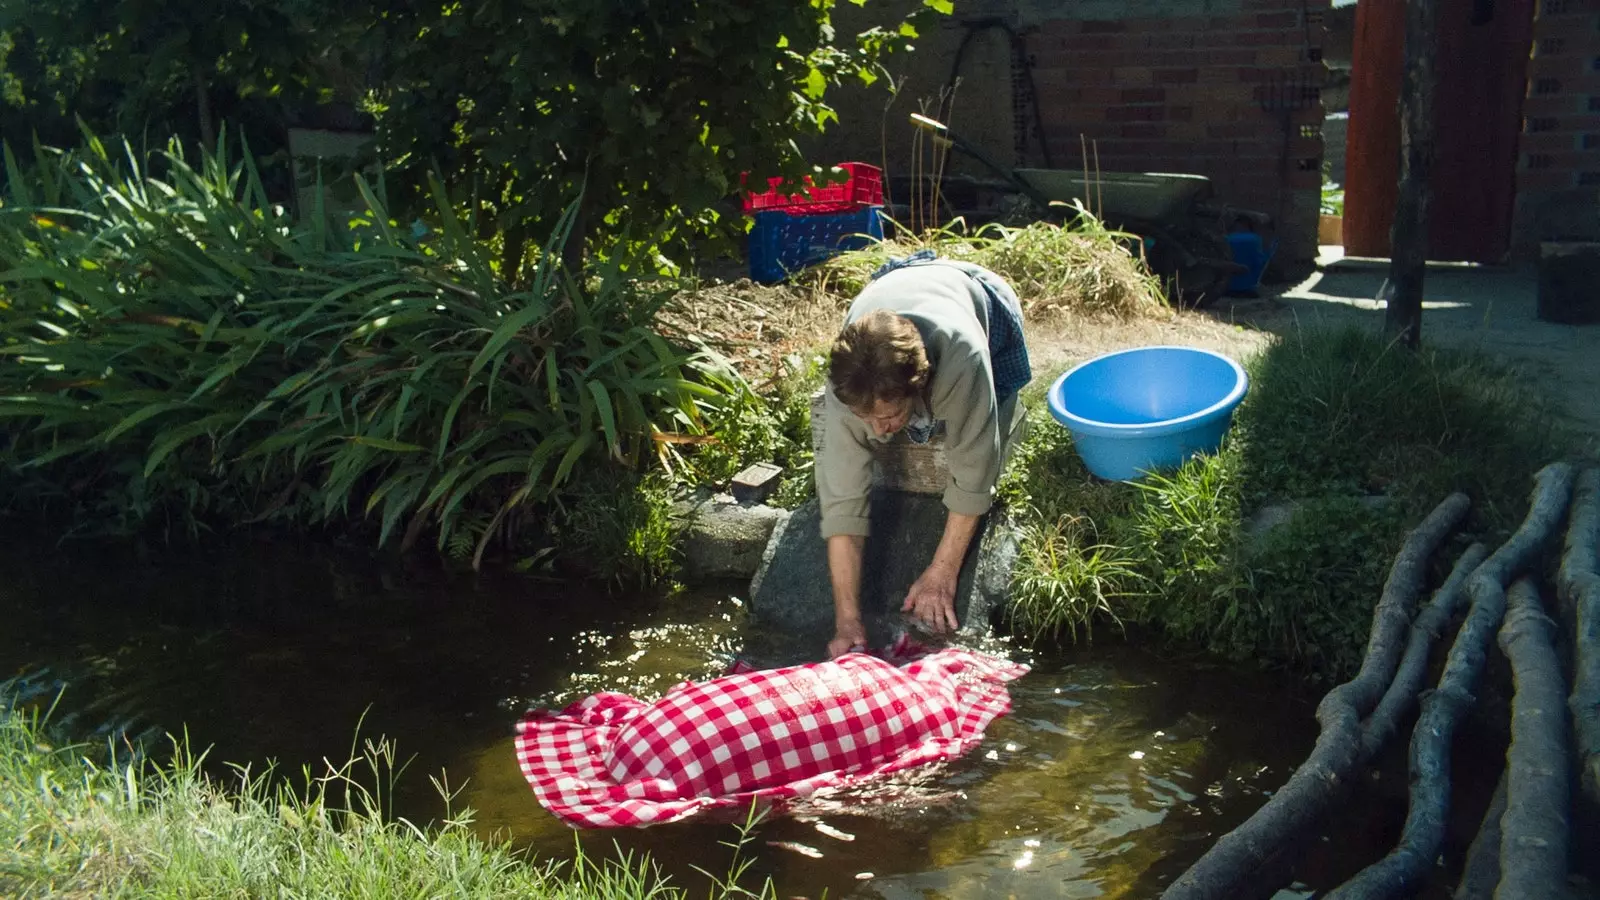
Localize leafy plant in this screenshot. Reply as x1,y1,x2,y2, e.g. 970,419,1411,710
1007,513,1141,643
1,0,359,153
363,0,948,275
546,469,684,589
0,130,744,567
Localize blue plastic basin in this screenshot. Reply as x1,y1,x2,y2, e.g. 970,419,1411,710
1047,346,1249,481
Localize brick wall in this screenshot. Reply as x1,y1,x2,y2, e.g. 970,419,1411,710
1513,0,1600,247
1026,0,1330,264
812,0,1332,265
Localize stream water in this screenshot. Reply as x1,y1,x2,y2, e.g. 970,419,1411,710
0,534,1485,899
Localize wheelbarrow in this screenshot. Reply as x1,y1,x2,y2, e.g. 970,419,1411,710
908,114,1258,309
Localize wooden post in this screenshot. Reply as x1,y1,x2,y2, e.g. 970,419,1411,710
1385,0,1436,349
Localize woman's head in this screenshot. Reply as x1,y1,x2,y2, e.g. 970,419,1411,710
829,310,930,437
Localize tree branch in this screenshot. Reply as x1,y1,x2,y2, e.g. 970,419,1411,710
1494,578,1570,900
1158,493,1471,900
1324,463,1575,899
1451,773,1506,900
1361,541,1491,761
1561,467,1600,805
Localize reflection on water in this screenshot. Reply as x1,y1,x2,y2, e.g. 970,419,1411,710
0,535,1356,898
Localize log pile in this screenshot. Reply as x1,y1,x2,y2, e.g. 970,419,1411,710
1162,463,1597,900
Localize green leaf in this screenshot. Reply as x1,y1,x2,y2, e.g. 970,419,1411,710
587,381,619,456
923,0,954,13
98,401,189,444
144,412,233,478
803,67,827,100
348,436,426,452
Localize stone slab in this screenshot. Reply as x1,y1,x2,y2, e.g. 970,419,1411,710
679,498,789,581
746,491,1017,659
1538,242,1600,326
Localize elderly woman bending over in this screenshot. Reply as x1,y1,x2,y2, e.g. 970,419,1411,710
815,251,1032,657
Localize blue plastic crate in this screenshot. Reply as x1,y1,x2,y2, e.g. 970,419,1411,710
749,206,884,284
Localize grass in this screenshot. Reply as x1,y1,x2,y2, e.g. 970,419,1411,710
812,215,1169,322
0,701,773,899
999,324,1578,680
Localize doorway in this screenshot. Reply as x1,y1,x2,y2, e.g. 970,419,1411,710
1344,0,1536,262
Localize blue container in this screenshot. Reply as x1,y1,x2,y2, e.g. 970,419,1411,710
749,206,884,284
1225,232,1278,293
1047,346,1249,481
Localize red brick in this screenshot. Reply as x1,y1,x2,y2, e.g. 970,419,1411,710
1237,29,1305,47
1203,49,1260,66
1256,46,1305,67
1121,123,1167,139
1106,105,1167,122
1082,20,1127,34
1060,34,1123,52
1121,87,1167,103
1156,67,1201,84
1208,122,1260,139
1167,122,1208,141
1236,67,1282,82
1169,105,1195,122
1525,150,1600,169
1516,170,1579,192
1526,56,1588,80
1113,66,1155,85
1078,86,1123,106
1521,132,1586,153
1149,32,1199,51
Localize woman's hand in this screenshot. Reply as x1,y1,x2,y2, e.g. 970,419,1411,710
902,560,960,634
828,617,868,658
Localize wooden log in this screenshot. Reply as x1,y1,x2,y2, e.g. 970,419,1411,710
1325,463,1575,900
1452,774,1507,900
1494,578,1570,900
1561,468,1600,804
1158,493,1471,900
1361,542,1491,761
1384,0,1437,349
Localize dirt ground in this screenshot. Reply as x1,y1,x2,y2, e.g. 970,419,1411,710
673,277,1274,391
676,255,1598,459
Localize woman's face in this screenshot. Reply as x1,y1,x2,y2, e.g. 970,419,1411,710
854,395,913,438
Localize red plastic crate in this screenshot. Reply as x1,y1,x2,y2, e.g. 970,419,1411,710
741,162,884,216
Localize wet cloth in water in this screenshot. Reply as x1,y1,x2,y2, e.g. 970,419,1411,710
514,646,1027,828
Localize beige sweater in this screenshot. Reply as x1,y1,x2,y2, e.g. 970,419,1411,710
816,263,1000,539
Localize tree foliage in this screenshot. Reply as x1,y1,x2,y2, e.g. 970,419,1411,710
0,0,355,150
361,0,938,276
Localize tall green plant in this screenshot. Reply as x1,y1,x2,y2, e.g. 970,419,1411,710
0,132,744,565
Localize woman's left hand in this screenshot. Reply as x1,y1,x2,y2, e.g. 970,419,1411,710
902,561,960,634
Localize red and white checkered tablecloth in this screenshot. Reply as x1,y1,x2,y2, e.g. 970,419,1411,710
514,647,1028,828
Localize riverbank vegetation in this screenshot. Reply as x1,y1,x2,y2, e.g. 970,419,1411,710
999,326,1576,680
0,702,772,898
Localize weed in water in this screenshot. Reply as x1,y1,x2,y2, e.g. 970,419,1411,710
1008,513,1141,643
545,468,684,589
